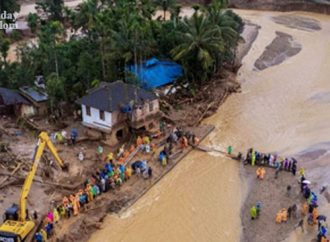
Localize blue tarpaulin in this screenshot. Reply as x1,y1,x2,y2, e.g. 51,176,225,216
127,58,183,89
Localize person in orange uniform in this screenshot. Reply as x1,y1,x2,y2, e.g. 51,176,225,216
63,196,69,207
312,207,319,225
125,166,132,180
302,202,308,216
136,136,143,146
123,150,130,159
181,136,188,149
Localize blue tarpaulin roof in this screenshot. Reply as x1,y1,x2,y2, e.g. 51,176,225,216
127,58,183,89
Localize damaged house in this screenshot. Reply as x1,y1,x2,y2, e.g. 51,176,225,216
76,81,161,145
0,87,34,117
19,86,48,116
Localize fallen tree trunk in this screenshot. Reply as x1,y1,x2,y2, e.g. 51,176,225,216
0,163,22,189
0,171,82,191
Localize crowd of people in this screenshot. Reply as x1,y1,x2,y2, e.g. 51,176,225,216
158,127,200,166
238,147,328,242
35,125,199,241
237,148,298,176
34,133,160,242
300,173,328,241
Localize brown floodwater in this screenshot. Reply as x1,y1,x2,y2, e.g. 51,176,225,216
89,10,330,242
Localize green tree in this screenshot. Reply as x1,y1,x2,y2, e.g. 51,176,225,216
204,1,243,65
72,0,99,33
38,21,65,77
46,72,66,113
171,13,224,83
0,35,10,65
36,0,64,21
0,0,20,18
26,13,39,34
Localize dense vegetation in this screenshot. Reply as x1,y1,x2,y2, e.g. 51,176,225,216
0,0,243,111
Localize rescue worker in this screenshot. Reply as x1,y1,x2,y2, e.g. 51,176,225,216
317,215,327,230
70,128,78,145
62,196,69,207
251,150,256,166
292,160,297,176
313,207,319,225
299,167,305,177
301,202,308,216
58,205,66,218
181,136,188,149
53,208,59,223
35,232,43,242
125,166,132,180
47,211,54,223
256,167,266,180
136,136,143,147
256,202,261,217
106,152,113,163
40,228,47,241
143,136,150,144
87,184,94,202
33,210,38,220
96,145,103,161
227,146,233,155
148,166,153,178
193,135,200,145
123,150,130,159
250,205,257,220
256,167,262,179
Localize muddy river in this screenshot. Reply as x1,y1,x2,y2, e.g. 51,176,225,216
90,9,330,242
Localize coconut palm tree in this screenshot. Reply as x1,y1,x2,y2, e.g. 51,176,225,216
204,4,243,67
171,13,225,83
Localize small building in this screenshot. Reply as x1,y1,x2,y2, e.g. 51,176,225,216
76,81,161,145
0,87,35,117
19,86,48,116
127,58,183,89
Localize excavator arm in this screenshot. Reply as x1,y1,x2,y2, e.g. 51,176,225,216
19,131,66,221
0,131,67,241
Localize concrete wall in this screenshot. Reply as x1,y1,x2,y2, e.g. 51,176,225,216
131,100,160,122
20,104,36,117
81,104,112,130
112,110,127,125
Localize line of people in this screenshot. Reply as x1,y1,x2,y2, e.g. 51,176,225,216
300,174,328,242
35,135,158,242
236,148,298,176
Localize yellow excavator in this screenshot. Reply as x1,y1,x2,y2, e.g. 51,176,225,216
0,131,67,242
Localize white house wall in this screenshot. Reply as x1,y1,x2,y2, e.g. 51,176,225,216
81,105,112,130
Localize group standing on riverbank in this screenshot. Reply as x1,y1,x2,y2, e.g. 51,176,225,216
234,147,328,242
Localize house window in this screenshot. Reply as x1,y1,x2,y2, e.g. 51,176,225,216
86,106,91,116
149,102,154,112
99,110,105,121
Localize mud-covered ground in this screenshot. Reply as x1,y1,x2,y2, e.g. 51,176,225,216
240,165,304,242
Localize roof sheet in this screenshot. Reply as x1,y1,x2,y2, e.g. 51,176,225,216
127,58,183,89
19,86,48,102
76,81,157,112
0,87,30,105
